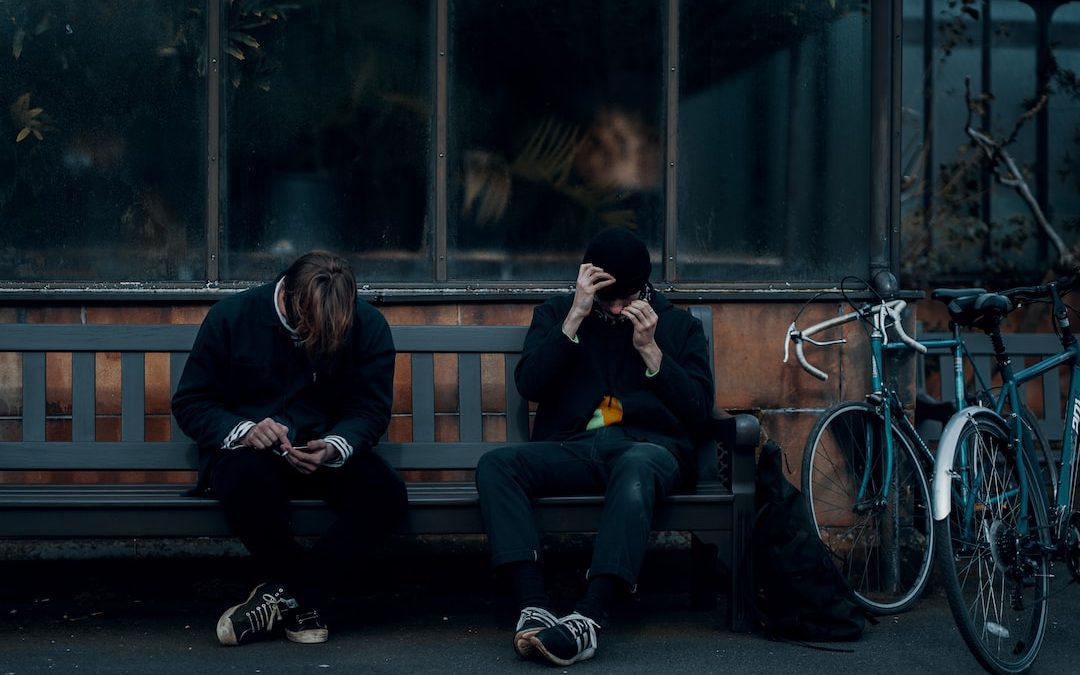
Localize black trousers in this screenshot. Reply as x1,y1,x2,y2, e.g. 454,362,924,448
209,447,407,609
474,426,682,587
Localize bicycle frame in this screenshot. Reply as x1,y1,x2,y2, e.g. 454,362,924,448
794,301,971,504
995,340,1080,538
933,298,1080,545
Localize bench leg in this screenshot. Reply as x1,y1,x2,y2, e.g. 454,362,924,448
690,531,723,611
729,495,754,632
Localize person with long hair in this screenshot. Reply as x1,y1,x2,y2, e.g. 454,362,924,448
172,251,405,646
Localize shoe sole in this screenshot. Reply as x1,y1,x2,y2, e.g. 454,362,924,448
530,638,595,667
216,607,240,646
285,627,329,644
216,598,250,646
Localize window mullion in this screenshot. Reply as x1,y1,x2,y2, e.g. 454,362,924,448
664,0,680,284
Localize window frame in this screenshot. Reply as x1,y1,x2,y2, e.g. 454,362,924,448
0,0,900,300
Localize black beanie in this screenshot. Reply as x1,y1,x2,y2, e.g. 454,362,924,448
582,228,651,300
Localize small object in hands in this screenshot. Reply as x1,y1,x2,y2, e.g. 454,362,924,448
292,444,309,452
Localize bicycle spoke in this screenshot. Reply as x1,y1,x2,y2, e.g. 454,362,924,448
935,412,1049,674
803,403,933,614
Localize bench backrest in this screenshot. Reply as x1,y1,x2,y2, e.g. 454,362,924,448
919,330,1065,443
0,307,714,473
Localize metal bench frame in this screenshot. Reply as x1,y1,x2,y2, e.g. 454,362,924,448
0,307,758,630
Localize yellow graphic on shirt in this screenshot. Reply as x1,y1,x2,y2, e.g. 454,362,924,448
586,395,623,430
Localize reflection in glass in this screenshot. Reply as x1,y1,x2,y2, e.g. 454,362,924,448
678,0,870,283
224,0,431,281
0,0,205,281
448,0,663,281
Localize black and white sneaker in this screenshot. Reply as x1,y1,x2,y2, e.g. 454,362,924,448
285,608,329,644
530,612,600,666
513,606,558,658
216,582,299,646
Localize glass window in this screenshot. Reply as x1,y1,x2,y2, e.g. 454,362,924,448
1,0,890,289
223,0,432,281
447,0,664,281
900,1,1079,286
677,0,870,283
1050,5,1080,261
0,0,205,281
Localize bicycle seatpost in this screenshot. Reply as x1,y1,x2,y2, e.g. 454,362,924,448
1050,283,1076,349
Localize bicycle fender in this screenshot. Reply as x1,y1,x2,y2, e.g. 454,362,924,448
932,406,1002,521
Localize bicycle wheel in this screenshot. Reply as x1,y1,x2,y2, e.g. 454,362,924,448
934,411,1049,675
802,401,934,615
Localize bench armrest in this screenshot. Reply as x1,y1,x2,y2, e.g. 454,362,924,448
695,412,759,484
711,413,760,455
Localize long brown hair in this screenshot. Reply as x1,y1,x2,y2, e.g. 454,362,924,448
281,251,357,357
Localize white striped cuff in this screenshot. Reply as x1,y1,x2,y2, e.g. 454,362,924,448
321,435,353,467
223,421,255,449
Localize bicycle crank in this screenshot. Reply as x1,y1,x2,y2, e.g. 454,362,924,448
1067,511,1080,583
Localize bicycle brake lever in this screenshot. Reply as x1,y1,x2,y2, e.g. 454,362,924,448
784,322,796,363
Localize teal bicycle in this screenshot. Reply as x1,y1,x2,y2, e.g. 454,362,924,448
932,269,1080,674
786,280,992,615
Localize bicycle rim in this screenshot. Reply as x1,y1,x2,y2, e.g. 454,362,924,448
934,413,1049,675
802,402,934,614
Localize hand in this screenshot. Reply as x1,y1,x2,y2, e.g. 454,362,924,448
242,417,290,451
564,263,616,337
281,439,339,474
623,300,662,372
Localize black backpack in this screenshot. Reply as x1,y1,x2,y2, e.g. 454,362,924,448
751,440,865,643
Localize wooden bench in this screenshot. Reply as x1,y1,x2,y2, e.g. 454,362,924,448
0,307,759,630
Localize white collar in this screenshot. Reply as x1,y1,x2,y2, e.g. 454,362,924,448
273,278,300,338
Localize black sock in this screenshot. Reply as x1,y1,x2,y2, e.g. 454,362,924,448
507,561,549,611
573,574,623,626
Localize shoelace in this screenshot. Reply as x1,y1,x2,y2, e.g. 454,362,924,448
245,593,285,632
559,613,600,650
293,610,322,627
517,607,556,630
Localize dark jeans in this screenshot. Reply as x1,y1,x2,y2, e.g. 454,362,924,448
474,426,682,586
209,447,407,609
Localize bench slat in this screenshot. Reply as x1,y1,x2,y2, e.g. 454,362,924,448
21,352,46,442
458,353,482,442
170,353,186,441
0,324,200,351
411,353,436,442
121,353,145,442
0,441,196,470
72,352,96,442
391,325,527,352
0,481,734,538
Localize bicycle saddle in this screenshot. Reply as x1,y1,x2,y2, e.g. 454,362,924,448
946,292,1014,331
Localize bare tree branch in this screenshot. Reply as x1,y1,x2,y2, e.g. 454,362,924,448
962,77,1074,270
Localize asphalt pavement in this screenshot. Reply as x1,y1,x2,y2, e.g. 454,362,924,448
3,545,1080,674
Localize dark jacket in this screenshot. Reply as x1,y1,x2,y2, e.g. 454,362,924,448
515,292,714,483
171,282,395,485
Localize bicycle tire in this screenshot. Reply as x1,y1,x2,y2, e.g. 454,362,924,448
802,401,934,615
934,410,1049,675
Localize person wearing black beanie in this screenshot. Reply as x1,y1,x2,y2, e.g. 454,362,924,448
475,228,715,666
